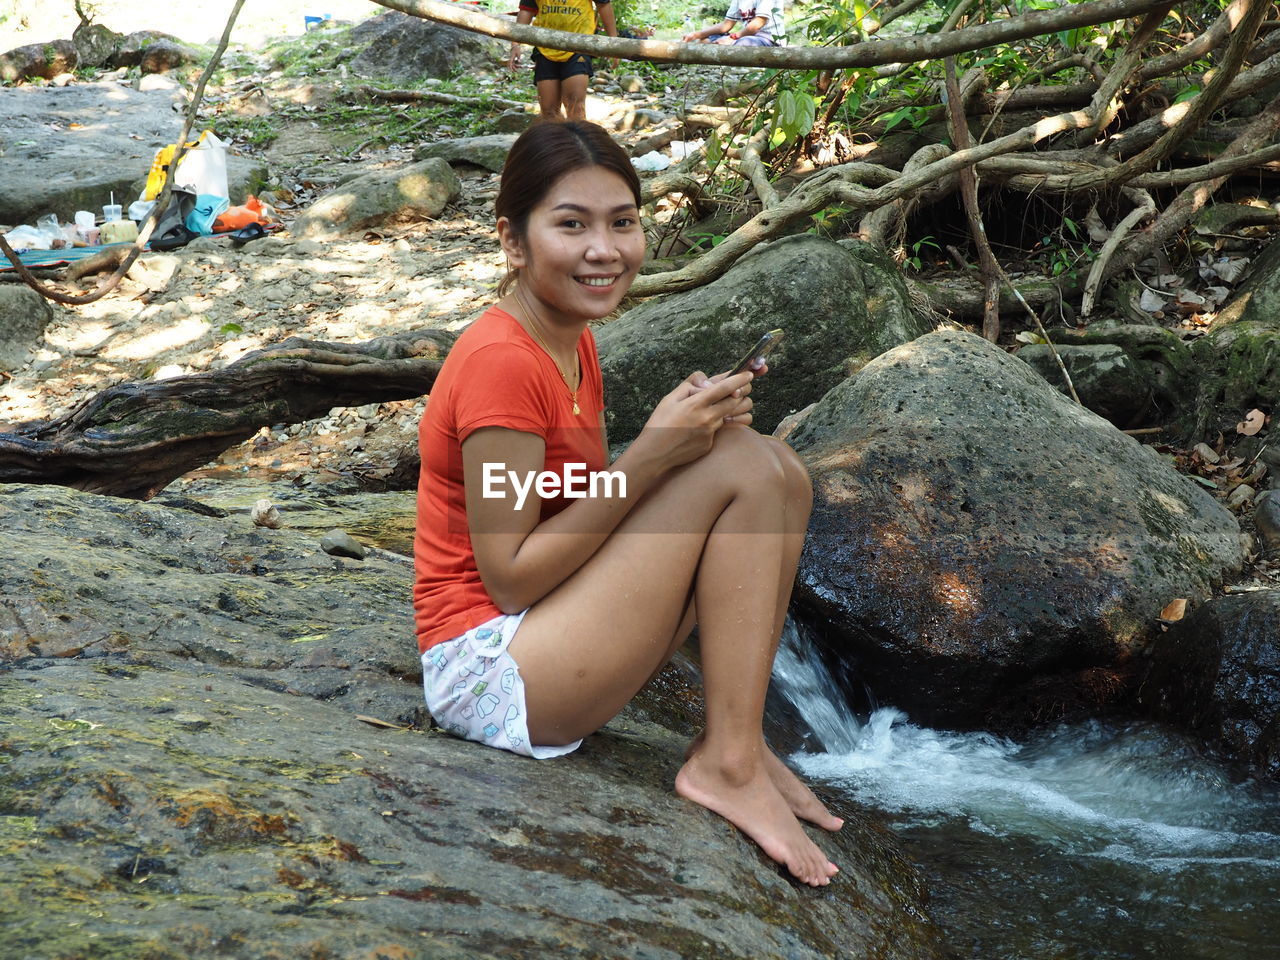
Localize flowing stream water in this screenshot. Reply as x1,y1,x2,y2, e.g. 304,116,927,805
771,620,1280,959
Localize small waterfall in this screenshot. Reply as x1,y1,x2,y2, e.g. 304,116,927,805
770,616,1280,959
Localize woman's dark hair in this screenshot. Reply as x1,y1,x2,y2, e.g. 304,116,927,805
495,121,643,295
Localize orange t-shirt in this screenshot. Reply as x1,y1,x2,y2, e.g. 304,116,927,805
413,306,607,653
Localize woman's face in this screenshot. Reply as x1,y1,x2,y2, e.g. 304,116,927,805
499,165,645,327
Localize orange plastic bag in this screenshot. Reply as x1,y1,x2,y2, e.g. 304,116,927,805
212,196,268,232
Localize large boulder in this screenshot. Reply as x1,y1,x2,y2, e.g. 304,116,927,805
106,30,188,68
0,483,944,960
0,38,77,82
138,39,201,75
787,329,1243,730
598,235,935,440
0,287,54,373
1141,590,1280,779
72,20,123,69
348,11,502,80
291,157,461,239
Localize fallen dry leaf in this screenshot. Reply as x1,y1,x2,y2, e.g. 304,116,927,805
1237,409,1266,436
1159,598,1188,622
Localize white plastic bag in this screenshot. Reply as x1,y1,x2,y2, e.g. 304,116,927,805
3,225,51,251
173,131,229,200
631,150,671,172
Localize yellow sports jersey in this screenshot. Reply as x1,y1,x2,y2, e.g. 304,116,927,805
520,0,597,61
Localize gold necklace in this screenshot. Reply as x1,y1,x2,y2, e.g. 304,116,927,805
514,288,582,416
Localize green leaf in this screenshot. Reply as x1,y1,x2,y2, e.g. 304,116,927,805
705,128,723,168
220,322,244,335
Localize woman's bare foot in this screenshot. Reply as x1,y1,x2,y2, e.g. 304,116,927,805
685,731,843,832
762,747,844,832
675,748,838,887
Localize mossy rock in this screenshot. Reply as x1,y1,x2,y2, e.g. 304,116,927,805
1188,320,1280,438
598,235,934,442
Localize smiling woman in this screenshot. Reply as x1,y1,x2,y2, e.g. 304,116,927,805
413,120,843,887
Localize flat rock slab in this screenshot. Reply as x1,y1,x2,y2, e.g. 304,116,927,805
413,134,517,172
0,82,265,225
0,483,945,959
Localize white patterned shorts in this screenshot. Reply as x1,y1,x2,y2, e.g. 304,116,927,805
421,611,582,760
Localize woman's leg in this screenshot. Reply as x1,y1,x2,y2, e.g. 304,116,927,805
679,435,842,832
510,426,837,885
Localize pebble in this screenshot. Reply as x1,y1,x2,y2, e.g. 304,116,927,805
1227,484,1256,509
251,499,283,529
320,529,367,560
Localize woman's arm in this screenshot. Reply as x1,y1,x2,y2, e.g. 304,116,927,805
737,15,769,37
465,371,754,613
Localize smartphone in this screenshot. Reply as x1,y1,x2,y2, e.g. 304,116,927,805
729,328,784,376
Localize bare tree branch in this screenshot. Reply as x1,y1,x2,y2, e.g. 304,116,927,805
369,0,1173,70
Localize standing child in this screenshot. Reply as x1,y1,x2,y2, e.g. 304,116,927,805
509,0,620,121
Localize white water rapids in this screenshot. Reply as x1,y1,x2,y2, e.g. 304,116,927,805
770,619,1280,959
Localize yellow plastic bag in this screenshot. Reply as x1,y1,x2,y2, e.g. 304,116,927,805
142,130,229,201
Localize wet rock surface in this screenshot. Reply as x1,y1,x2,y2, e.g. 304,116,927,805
788,329,1243,730
0,484,944,959
598,235,934,441
1142,589,1280,779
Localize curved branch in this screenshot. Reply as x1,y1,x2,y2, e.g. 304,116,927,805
737,130,779,209
355,83,528,111
630,108,1094,298
1138,0,1250,79
1081,187,1156,317
1100,92,1280,286
1083,3,1174,140
369,0,1172,70
1107,29,1280,158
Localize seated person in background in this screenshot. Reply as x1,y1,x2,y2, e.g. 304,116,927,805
509,0,620,121
682,0,784,46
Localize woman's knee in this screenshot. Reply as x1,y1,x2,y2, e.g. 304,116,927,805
704,425,789,492
759,435,814,509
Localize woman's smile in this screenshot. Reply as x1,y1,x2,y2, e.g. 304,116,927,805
501,165,646,327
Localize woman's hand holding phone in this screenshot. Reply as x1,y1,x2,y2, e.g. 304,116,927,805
636,369,754,472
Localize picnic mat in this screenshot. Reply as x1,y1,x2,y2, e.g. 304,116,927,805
0,243,148,272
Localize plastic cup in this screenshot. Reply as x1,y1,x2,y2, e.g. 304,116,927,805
103,203,123,222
